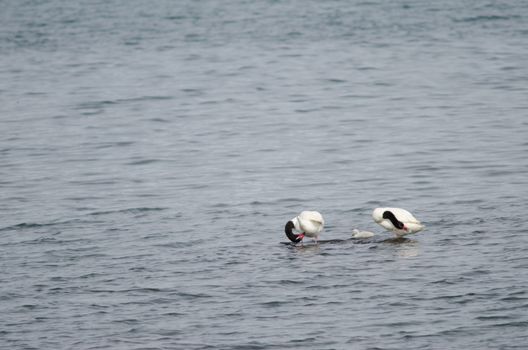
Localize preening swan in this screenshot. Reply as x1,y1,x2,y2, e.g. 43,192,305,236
372,208,424,237
285,211,324,243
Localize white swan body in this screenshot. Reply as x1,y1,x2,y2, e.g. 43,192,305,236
352,229,375,239
285,211,324,243
372,208,424,237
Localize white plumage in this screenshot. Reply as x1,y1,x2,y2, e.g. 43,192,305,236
352,229,375,239
289,211,324,242
372,207,424,237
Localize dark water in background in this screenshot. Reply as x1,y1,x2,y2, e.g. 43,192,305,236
1,1,528,349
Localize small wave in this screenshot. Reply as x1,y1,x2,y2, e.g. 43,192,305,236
112,318,140,325
289,337,317,343
149,117,170,123
161,312,185,317
94,141,135,149
0,219,85,232
76,100,116,110
164,15,186,21
1,222,45,230
324,78,347,83
76,96,173,110
500,296,528,302
454,15,521,23
88,207,167,216
258,300,289,307
494,321,528,328
277,279,305,285
126,159,161,165
475,315,514,321
174,292,212,299
228,343,268,350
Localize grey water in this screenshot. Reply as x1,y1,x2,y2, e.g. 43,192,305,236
1,0,528,349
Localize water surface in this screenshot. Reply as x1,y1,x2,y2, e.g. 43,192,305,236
1,1,528,349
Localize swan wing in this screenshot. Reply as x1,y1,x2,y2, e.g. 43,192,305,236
298,211,324,224
297,211,324,236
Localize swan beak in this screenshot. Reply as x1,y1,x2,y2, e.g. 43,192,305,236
297,233,305,241
403,225,408,231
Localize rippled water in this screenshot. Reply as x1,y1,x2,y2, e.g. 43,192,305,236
1,1,528,349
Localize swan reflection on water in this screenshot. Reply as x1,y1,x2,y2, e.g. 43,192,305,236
384,237,420,258
281,235,420,258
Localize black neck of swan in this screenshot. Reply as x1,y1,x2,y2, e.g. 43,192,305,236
382,211,404,229
285,221,302,243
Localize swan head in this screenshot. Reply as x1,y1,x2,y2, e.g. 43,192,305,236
285,220,304,243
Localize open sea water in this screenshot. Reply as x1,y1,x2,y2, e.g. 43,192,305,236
1,1,528,349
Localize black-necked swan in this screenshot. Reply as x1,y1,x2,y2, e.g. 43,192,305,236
372,207,424,237
284,211,324,243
